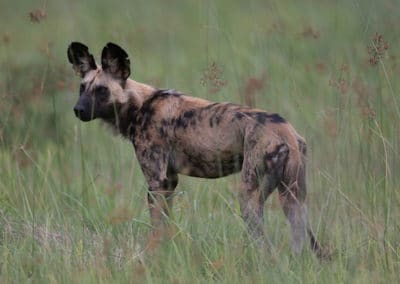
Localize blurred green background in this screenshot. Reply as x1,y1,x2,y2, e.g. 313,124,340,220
0,0,399,282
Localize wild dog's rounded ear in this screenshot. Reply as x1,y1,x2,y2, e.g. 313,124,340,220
67,42,97,78
101,42,131,81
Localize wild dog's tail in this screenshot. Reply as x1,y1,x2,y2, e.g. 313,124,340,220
278,134,330,260
307,226,330,260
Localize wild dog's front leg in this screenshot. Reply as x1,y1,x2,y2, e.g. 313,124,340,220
147,172,178,229
134,143,178,247
144,172,178,250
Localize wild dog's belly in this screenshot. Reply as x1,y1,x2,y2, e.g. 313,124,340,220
172,149,244,178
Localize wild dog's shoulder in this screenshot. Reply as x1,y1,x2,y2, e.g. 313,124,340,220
142,89,182,107
138,89,183,119
152,88,182,99
136,89,196,129
139,89,211,115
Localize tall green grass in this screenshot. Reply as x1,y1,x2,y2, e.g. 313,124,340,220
0,0,399,282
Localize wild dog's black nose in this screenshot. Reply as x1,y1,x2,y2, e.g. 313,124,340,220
73,105,92,121
74,104,95,121
74,105,84,118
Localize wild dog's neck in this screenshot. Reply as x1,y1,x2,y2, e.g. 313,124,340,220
124,79,156,108
104,79,156,138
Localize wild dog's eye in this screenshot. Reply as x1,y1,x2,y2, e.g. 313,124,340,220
94,86,109,101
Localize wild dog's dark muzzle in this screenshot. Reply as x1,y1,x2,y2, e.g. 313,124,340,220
73,105,92,121
73,95,95,121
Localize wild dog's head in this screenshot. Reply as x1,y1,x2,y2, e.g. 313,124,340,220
67,42,131,122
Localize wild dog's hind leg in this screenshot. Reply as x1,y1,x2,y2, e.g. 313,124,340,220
238,136,265,244
239,139,289,245
278,139,310,255
278,183,308,254
238,176,265,244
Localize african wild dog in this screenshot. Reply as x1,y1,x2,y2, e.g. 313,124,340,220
67,42,328,258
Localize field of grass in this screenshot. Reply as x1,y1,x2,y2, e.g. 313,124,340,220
1,0,399,282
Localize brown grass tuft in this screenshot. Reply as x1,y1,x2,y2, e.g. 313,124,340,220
2,33,10,45
200,61,227,94
352,77,376,119
323,108,339,139
300,26,320,39
329,78,348,96
243,72,267,107
29,8,47,23
367,32,389,66
109,205,133,225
